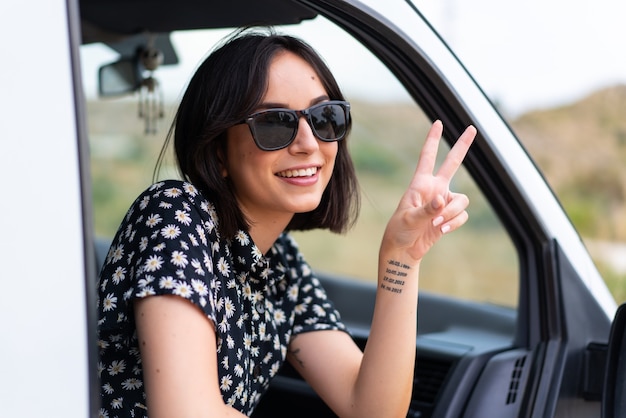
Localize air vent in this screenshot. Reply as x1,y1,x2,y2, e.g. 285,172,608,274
412,357,453,405
506,355,527,405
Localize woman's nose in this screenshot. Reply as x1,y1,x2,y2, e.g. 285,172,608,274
289,117,319,154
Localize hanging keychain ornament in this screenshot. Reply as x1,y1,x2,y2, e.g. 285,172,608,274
138,46,164,134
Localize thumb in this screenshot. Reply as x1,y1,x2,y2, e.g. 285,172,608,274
426,194,446,215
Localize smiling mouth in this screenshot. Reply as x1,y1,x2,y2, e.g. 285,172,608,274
276,167,319,178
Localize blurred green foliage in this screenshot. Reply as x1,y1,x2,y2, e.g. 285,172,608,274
89,87,626,303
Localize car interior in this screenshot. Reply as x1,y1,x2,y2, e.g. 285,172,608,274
81,1,617,417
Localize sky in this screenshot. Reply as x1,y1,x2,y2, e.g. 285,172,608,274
415,0,626,115
81,0,626,117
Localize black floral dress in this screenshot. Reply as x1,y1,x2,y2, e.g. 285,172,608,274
97,180,347,418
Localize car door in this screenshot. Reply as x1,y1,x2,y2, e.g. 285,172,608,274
0,0,98,417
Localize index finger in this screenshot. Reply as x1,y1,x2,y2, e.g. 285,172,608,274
435,125,476,181
415,120,444,175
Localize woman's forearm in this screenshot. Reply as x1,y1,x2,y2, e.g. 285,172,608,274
349,249,421,418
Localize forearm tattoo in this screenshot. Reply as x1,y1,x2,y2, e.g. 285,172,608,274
381,259,410,294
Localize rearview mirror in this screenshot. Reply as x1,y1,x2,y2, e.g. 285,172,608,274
602,303,626,417
98,58,141,97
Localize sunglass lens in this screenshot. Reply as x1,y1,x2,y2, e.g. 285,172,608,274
252,111,297,150
310,103,347,141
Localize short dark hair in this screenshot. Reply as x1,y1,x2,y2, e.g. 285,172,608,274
157,28,360,239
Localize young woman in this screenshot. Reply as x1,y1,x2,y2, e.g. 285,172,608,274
97,28,476,418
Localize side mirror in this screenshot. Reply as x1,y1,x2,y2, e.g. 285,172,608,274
602,303,626,418
98,58,141,97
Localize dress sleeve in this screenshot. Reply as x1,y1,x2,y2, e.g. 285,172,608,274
284,235,349,336
98,181,219,331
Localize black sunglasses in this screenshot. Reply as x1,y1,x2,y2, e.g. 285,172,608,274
239,100,350,151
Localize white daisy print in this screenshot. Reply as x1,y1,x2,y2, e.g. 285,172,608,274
163,187,182,198
273,309,286,325
203,251,213,274
174,209,192,226
158,276,175,289
235,381,245,397
200,200,213,214
242,283,252,300
260,267,273,280
145,213,162,228
144,255,164,272
287,284,298,302
217,257,230,276
196,224,207,245
121,378,142,390
137,274,155,288
234,363,244,377
170,250,188,268
243,334,254,352
124,224,133,238
102,293,118,312
107,360,126,376
138,236,148,252
183,182,198,196
235,230,250,246
111,266,126,285
123,288,133,301
109,245,124,264
160,224,181,239
224,297,236,318
218,316,230,333
191,259,205,276
136,287,155,298
251,246,262,262
139,195,150,210
220,374,233,391
148,181,164,191
191,279,209,296
270,361,281,377
173,281,193,298
236,314,246,329
312,304,326,317
226,334,235,349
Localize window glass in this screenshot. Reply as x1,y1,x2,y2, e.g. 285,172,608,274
82,15,518,308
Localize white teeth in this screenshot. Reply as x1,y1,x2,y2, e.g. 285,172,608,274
278,167,318,178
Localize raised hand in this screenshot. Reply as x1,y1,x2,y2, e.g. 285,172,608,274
381,120,476,262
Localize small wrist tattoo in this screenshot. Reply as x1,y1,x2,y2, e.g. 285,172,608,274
381,259,410,294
